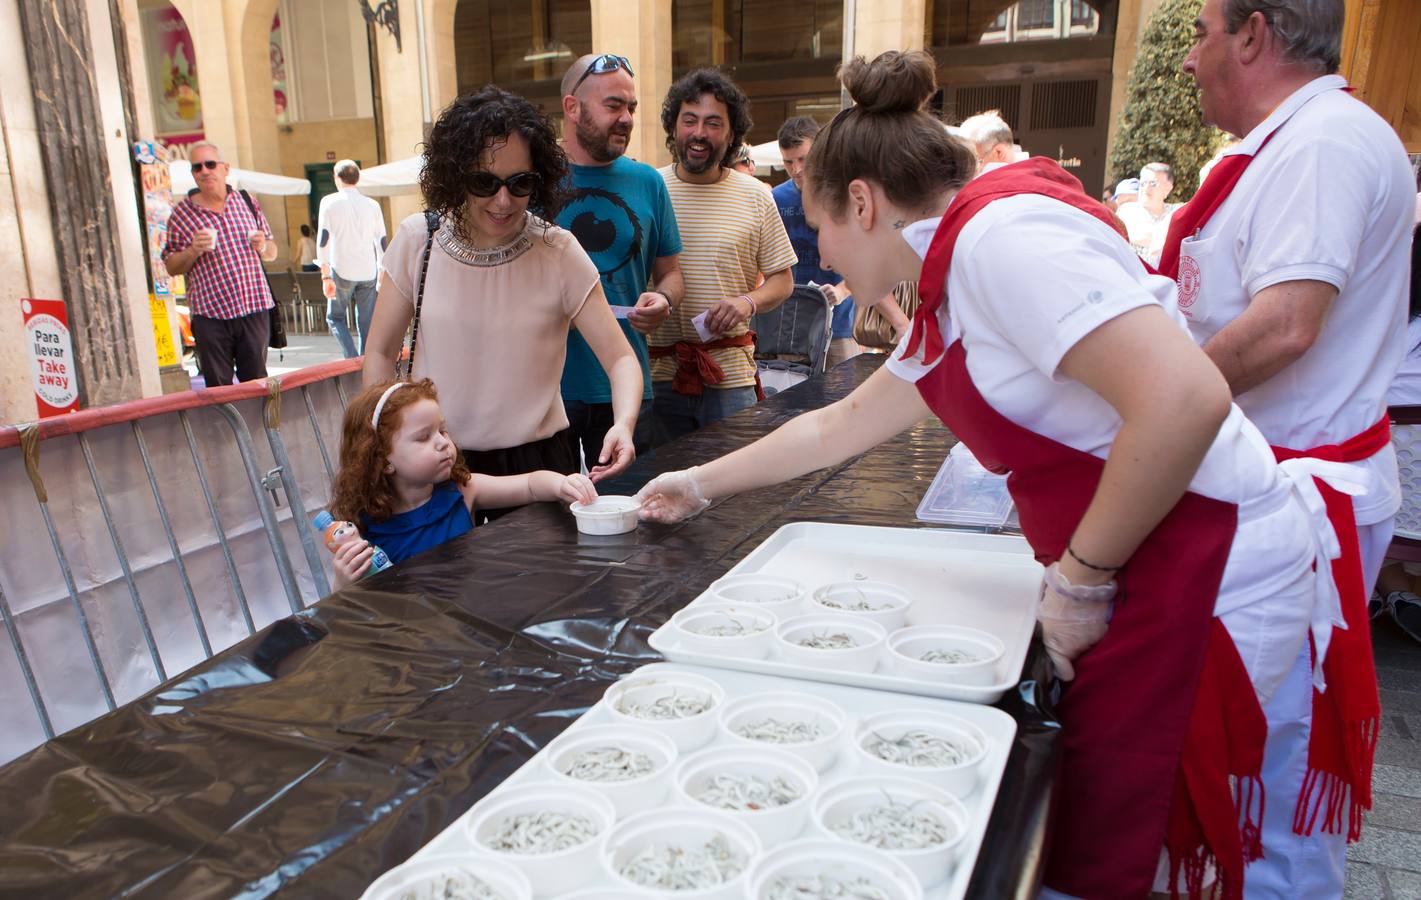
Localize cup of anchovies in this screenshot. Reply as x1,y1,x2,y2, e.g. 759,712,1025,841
601,808,763,900
464,783,616,897
773,614,887,673
359,853,533,900
717,691,848,773
809,581,914,631
673,745,819,845
672,603,777,660
706,573,807,620
886,625,1005,686
604,671,727,751
852,710,989,798
544,723,679,817
812,774,970,888
746,838,924,900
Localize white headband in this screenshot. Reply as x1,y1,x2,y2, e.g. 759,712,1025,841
370,383,409,430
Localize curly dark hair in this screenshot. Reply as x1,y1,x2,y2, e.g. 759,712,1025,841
330,379,471,526
419,85,568,233
660,68,753,171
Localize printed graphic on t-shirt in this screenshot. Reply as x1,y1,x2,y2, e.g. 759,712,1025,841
563,187,643,280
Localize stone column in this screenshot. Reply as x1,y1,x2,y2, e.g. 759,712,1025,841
374,0,429,224
14,0,155,408
1103,0,1164,177
590,0,673,168
853,0,927,58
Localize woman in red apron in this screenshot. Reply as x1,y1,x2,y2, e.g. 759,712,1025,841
636,51,1362,899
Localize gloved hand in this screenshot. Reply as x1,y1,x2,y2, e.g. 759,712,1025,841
635,467,711,523
1039,561,1116,682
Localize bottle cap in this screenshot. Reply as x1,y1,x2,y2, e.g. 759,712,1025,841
312,510,334,530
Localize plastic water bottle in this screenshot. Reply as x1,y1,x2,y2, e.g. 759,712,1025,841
312,510,393,576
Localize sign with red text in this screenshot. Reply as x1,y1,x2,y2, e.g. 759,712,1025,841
21,299,79,417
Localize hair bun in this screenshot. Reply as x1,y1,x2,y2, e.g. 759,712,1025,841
840,50,937,114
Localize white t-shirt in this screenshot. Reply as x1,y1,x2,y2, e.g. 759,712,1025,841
317,185,388,282
1387,317,1421,406
1116,201,1177,267
888,195,1313,612
1176,75,1412,525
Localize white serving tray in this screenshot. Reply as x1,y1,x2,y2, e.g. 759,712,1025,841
390,663,1017,900
648,523,1043,704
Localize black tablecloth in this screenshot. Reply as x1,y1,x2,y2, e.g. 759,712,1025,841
0,355,1059,899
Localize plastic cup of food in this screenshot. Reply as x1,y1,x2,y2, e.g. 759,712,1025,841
746,838,924,900
603,670,726,752
601,807,762,900
705,573,806,619
196,227,217,247
360,853,532,900
717,690,848,773
544,723,678,818
812,774,969,888
809,581,914,631
672,745,819,845
852,710,989,798
569,496,640,535
670,603,776,659
464,783,615,897
773,614,886,674
886,625,1006,686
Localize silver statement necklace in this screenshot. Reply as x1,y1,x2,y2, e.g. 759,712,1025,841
437,213,537,267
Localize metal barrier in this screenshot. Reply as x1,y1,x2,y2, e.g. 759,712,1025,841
0,359,361,763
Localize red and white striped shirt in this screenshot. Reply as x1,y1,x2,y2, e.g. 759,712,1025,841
163,190,274,320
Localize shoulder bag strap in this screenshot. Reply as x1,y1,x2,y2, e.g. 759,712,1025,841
405,210,440,379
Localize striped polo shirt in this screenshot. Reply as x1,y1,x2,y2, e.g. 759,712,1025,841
649,166,797,389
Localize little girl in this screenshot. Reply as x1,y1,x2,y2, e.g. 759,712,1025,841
328,379,597,588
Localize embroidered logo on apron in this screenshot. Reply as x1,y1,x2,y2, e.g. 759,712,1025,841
1178,254,1201,315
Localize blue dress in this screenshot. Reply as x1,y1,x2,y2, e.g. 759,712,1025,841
361,481,473,565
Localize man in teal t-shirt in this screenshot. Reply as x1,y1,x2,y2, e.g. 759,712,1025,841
557,54,684,460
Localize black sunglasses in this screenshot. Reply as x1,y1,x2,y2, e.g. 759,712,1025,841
468,171,541,198
191,159,224,172
570,54,634,95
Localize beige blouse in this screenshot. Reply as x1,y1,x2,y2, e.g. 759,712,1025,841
380,213,599,451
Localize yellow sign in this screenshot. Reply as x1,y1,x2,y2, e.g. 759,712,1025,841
149,294,179,367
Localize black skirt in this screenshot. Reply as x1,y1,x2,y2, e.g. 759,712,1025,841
461,431,578,525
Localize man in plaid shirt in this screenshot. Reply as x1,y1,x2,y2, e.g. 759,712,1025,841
162,141,278,386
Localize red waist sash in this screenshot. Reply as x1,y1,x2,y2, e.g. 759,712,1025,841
650,333,764,400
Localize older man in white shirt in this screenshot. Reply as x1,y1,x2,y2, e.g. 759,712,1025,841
317,159,387,357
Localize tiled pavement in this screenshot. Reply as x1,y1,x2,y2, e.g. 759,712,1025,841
1346,617,1421,898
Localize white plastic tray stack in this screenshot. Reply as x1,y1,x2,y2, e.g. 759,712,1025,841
367,522,1044,900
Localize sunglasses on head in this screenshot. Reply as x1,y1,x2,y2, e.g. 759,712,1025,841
467,171,541,198
571,54,634,95
191,159,224,172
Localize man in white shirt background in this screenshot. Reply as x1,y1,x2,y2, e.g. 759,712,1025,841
1172,0,1415,894
957,109,1015,167
1116,162,1177,266
317,159,388,358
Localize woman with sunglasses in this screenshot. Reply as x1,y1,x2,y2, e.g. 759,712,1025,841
364,86,642,523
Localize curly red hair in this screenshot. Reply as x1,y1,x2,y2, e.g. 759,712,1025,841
330,379,471,525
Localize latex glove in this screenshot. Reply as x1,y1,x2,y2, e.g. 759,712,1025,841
627,291,671,334
635,467,711,523
589,422,635,482
1038,561,1116,682
558,473,598,506
331,537,374,589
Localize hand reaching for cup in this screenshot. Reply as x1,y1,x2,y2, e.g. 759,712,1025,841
635,467,712,523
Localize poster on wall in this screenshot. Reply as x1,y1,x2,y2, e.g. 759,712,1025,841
271,12,289,125
140,6,204,150
134,140,175,299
